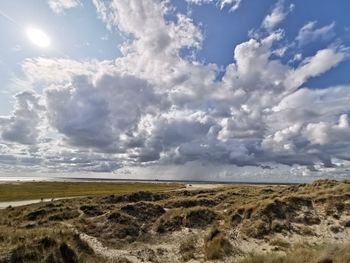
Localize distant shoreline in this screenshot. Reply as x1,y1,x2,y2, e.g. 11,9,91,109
0,176,300,185
60,177,301,185
0,179,296,208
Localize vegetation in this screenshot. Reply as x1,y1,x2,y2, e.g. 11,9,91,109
0,179,349,262
238,243,350,263
0,225,100,263
154,206,218,233
203,226,236,260
179,235,198,261
0,182,183,201
269,237,291,250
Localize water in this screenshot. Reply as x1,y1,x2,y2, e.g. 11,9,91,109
0,174,301,185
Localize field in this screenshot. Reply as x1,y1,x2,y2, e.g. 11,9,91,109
0,182,184,202
0,179,349,262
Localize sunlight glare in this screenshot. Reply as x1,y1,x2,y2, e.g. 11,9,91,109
26,27,50,48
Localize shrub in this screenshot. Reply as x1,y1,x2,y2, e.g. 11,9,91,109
184,207,217,228
241,219,270,239
165,197,218,208
26,209,49,221
48,210,80,221
120,202,165,222
59,243,78,263
203,227,233,260
155,207,217,233
108,211,136,225
103,191,168,203
80,205,103,217
179,236,197,261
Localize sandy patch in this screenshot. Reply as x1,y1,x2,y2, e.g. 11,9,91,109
184,183,226,190
0,196,80,209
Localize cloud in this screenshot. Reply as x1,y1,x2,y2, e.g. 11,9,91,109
284,47,348,91
21,58,115,85
185,0,242,12
304,114,350,146
262,0,294,31
93,0,203,54
263,86,350,166
296,21,336,46
45,73,162,153
0,91,43,145
1,0,350,179
47,0,81,14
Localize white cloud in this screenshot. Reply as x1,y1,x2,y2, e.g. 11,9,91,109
185,0,242,12
274,85,350,118
304,114,350,146
47,0,81,14
262,0,294,31
1,0,350,179
21,58,115,84
296,21,336,46
264,86,350,166
284,47,348,91
218,0,242,11
93,0,203,55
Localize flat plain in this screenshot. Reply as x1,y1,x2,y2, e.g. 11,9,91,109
0,181,183,202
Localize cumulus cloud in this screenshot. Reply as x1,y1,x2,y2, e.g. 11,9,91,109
47,0,81,14
304,114,350,146
45,73,162,153
263,86,350,167
1,0,350,178
0,91,43,145
93,0,203,54
262,0,294,31
296,21,336,46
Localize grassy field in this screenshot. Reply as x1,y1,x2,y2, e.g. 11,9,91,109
0,182,183,202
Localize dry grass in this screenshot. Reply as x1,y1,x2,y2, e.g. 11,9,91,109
179,235,198,261
269,237,291,250
0,225,100,263
238,243,350,263
0,179,349,262
154,206,218,233
203,226,237,260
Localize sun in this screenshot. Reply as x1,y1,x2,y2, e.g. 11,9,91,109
26,27,50,48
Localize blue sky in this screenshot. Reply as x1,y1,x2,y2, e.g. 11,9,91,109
185,0,350,87
0,0,349,181
0,0,121,114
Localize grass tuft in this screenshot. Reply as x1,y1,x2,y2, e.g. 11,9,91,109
203,226,235,260
179,235,197,261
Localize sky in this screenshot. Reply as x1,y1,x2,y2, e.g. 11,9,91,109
0,0,350,182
